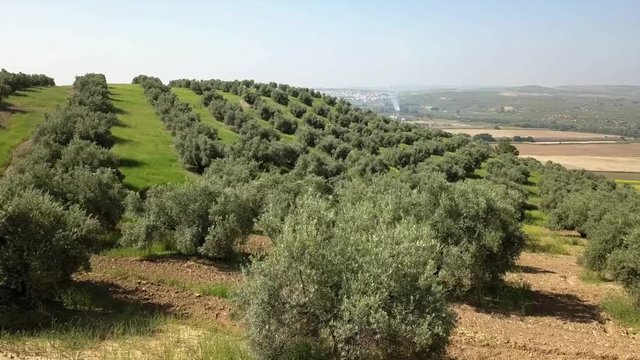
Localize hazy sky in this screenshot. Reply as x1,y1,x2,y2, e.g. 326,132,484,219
2,0,639,88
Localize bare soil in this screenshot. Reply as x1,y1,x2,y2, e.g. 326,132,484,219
521,155,640,172
3,250,638,359
517,143,640,157
74,255,242,323
442,128,620,141
448,252,640,359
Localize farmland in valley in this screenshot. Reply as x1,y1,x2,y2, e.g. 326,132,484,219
516,143,640,174
441,127,622,142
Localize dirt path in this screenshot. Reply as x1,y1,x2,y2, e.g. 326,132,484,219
448,252,640,359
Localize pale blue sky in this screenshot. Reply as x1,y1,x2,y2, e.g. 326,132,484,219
2,0,639,87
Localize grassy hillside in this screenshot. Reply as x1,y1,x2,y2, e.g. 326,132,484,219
171,87,239,144
0,86,70,168
110,84,190,190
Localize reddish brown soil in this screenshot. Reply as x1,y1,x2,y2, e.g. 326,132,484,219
74,255,243,323
448,252,640,359
5,249,639,359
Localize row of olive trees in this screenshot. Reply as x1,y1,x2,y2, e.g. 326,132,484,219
134,75,225,173
240,169,526,359
170,78,330,106
1,73,127,307
538,163,640,302
0,68,55,102
121,76,529,359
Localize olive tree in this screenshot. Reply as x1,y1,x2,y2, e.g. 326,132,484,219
0,187,99,306
240,195,454,360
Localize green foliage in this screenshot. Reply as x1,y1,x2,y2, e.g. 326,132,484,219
33,105,117,148
271,89,289,106
4,73,126,229
258,102,275,121
472,133,495,142
429,180,526,295
134,75,226,173
121,177,258,259
288,102,307,118
0,188,99,306
240,194,455,360
537,161,640,302
606,227,640,302
494,138,519,155
0,68,55,101
272,114,298,135
485,154,530,185
303,113,326,130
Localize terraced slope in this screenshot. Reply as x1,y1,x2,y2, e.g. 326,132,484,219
110,84,190,190
0,86,70,168
171,87,239,144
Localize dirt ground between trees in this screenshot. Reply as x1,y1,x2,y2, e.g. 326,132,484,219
75,255,242,323
448,252,640,360
75,252,640,359
2,251,638,359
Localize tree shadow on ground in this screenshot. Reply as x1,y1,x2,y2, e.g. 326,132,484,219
465,284,603,324
514,264,555,274
139,252,249,273
0,103,27,114
0,280,177,340
113,106,129,115
113,134,132,144
118,157,144,168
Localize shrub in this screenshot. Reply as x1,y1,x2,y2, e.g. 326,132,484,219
495,138,519,155
33,105,117,148
121,180,258,259
428,180,526,295
202,90,223,106
175,125,225,172
313,103,330,117
258,103,275,121
607,227,640,302
288,102,307,118
273,115,298,135
271,89,289,106
0,188,99,306
240,195,454,360
303,113,325,130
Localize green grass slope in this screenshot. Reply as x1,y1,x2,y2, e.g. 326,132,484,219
0,86,70,168
171,88,239,144
174,87,324,144
110,84,190,190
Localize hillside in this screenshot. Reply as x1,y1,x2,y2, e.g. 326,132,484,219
0,86,69,168
110,84,190,190
2,73,640,360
